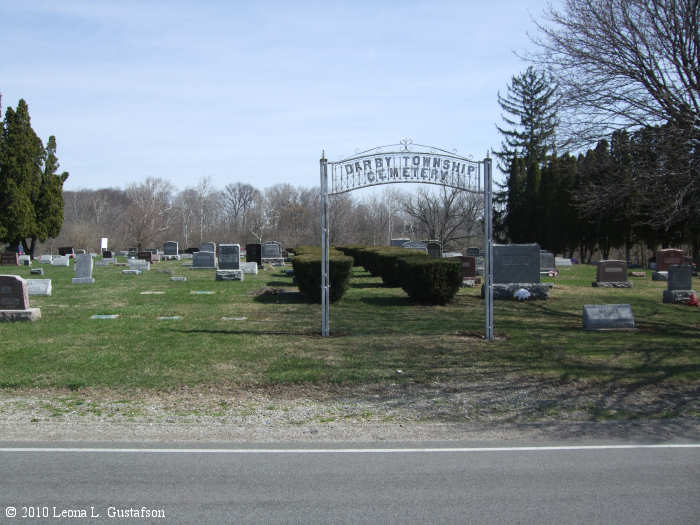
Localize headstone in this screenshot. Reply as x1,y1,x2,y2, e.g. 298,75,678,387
102,249,113,259
583,304,635,330
216,270,244,281
58,247,74,257
540,251,555,272
137,251,155,263
245,243,262,267
667,265,692,291
38,255,53,264
663,265,695,304
402,240,428,254
555,257,572,267
192,251,216,269
72,253,95,284
185,247,199,254
593,260,632,288
169,276,187,282
0,275,41,321
1,253,19,266
100,237,108,251
493,244,540,284
76,249,86,255
127,247,138,258
121,269,142,275
27,279,52,296
18,255,32,266
51,255,70,267
95,258,114,266
241,262,258,275
426,240,442,258
200,241,216,254
390,238,411,248
163,241,180,260
652,271,668,281
656,249,685,271
218,244,240,270
91,314,119,319
262,241,282,259
118,250,130,257
457,256,477,278
466,247,481,257
30,268,44,275
128,259,150,271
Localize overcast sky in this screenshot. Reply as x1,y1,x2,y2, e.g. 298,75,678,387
1,0,550,192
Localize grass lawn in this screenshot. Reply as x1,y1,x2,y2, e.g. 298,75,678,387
0,258,698,404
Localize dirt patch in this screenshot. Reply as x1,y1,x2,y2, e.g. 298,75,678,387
0,377,697,443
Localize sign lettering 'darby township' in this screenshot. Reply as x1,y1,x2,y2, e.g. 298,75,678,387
331,153,481,194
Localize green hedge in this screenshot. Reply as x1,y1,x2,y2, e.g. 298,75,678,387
397,256,461,304
292,248,353,303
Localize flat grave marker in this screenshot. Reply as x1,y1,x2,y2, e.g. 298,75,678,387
583,304,635,330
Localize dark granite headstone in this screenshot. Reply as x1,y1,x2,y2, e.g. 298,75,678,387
596,260,628,282
458,256,476,278
102,250,113,259
185,247,199,254
540,250,555,271
218,244,240,270
200,242,216,254
390,238,410,247
667,265,692,291
163,241,179,256
426,241,442,258
192,251,216,269
137,251,155,263
656,249,684,271
1,253,19,266
493,244,540,284
0,275,29,309
246,244,262,267
262,241,282,259
402,241,428,254
58,246,74,257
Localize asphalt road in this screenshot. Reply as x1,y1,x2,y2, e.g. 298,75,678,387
0,442,698,524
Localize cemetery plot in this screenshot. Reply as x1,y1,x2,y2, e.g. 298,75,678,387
0,258,696,427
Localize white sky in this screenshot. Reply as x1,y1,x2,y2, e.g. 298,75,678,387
1,0,551,192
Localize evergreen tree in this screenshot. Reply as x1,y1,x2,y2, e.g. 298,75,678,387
0,99,68,256
495,67,560,245
494,66,559,171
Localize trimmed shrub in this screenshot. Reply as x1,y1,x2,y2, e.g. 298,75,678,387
375,248,427,287
292,251,353,303
397,256,461,304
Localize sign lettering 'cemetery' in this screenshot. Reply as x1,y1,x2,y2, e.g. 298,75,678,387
333,153,481,194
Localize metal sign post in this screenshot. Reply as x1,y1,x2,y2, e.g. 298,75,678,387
320,154,330,337
483,156,494,341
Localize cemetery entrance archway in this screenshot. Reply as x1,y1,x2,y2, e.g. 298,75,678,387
319,140,494,340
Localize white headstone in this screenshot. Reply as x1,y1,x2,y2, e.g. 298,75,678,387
27,279,52,296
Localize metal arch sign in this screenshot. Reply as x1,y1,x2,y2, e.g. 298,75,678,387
328,142,483,195
319,139,494,341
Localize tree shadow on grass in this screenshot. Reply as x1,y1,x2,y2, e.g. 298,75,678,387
168,328,316,337
360,296,412,307
253,290,308,304
350,282,384,289
265,280,294,287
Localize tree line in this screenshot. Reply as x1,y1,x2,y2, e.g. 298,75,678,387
495,0,699,263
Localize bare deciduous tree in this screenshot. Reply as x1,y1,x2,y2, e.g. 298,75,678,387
124,177,175,249
401,187,483,250
530,0,699,145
